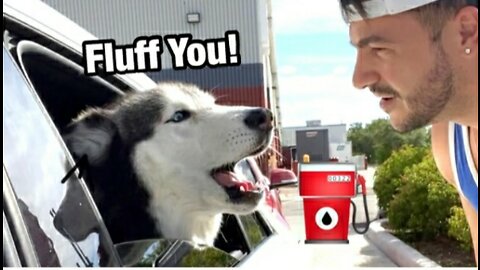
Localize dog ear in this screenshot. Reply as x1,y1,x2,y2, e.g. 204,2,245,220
63,111,117,166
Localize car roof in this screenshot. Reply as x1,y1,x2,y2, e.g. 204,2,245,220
3,0,157,91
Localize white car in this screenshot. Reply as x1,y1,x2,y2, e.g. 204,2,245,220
3,0,302,267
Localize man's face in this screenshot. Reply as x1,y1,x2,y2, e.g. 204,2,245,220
349,12,454,133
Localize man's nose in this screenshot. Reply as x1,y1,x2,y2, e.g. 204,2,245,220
352,50,380,90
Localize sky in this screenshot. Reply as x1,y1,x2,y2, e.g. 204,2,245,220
271,0,388,128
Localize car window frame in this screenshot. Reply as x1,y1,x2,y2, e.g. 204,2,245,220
3,210,22,267
3,44,123,267
3,167,39,267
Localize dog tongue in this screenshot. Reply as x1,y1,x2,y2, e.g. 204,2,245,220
213,171,255,191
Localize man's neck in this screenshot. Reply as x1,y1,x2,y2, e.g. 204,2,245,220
456,79,478,129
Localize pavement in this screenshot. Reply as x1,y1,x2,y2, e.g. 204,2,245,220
278,166,439,267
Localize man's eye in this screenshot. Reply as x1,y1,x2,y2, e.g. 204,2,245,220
168,110,191,123
372,47,387,54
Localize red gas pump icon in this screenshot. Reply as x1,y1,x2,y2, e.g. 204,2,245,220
299,163,370,243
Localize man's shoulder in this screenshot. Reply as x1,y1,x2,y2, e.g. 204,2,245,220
431,122,455,185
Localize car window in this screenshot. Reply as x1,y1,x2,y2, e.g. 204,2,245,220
214,214,250,260
234,159,257,184
239,213,269,249
13,39,122,131
3,46,120,267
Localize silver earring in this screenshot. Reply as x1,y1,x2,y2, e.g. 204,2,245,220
465,48,471,55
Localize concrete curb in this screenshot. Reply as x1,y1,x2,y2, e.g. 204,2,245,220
365,219,441,267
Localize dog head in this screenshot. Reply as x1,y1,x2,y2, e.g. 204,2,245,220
64,82,274,218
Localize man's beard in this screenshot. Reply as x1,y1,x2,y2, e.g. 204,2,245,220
371,44,454,133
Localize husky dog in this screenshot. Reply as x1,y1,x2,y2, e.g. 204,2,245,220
56,82,273,246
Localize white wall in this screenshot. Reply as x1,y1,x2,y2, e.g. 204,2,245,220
329,142,352,162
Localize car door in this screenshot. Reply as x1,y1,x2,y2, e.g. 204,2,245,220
3,46,122,267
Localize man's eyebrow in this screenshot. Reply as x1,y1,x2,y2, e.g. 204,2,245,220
351,35,390,48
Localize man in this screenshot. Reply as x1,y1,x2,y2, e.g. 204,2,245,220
339,0,478,264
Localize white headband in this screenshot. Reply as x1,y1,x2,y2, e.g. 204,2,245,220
344,0,439,22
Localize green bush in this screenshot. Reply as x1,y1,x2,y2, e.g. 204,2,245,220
448,206,473,251
388,153,460,240
374,145,428,214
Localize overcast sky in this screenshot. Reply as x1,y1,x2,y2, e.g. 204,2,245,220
271,0,388,128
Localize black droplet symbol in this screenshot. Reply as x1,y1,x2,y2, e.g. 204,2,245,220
322,212,332,225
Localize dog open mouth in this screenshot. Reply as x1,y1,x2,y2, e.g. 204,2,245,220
211,162,263,203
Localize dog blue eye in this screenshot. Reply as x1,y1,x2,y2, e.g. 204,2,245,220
168,110,191,123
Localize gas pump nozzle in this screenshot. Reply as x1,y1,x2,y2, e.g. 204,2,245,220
357,174,367,196
351,174,370,234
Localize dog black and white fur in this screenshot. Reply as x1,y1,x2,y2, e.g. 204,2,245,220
55,82,273,246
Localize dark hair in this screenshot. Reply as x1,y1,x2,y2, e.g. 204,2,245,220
339,0,368,20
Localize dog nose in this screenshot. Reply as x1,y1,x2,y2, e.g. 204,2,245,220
244,108,273,131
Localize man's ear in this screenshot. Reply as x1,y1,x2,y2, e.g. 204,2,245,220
63,111,117,166
456,6,478,49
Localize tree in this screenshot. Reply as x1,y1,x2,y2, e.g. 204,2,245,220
347,122,374,161
347,119,430,164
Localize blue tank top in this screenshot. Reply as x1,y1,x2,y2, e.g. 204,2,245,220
449,123,478,213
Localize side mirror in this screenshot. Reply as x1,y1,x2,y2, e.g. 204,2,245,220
269,168,298,189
